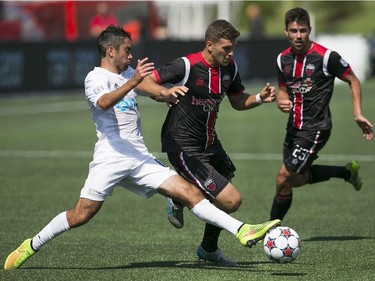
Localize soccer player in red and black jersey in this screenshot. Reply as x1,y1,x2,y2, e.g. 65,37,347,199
138,19,276,266
270,7,373,221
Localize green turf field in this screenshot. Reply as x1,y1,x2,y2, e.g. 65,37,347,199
1,79,374,281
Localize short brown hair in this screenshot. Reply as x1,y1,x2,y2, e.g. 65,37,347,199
97,25,132,58
205,19,240,43
285,7,310,28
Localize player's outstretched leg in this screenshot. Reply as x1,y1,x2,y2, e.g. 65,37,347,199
197,245,238,267
345,161,363,191
166,197,184,229
4,239,37,270
236,219,281,247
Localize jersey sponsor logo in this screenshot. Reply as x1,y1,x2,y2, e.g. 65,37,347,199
204,178,216,191
288,78,313,129
288,78,313,95
339,58,349,67
191,95,219,112
306,64,315,76
116,97,138,112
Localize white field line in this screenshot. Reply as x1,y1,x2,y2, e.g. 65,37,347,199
0,150,374,162
0,101,87,116
0,97,160,117
1,100,373,162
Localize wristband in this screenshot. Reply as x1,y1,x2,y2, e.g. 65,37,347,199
256,93,263,104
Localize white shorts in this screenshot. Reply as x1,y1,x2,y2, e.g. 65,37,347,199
80,143,176,201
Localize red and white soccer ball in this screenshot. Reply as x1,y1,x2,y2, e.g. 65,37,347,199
263,226,301,263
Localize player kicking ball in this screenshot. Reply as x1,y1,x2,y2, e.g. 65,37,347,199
137,19,278,266
4,25,280,270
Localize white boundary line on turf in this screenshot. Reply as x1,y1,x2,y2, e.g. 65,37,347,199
0,150,374,162
0,101,87,116
0,97,163,117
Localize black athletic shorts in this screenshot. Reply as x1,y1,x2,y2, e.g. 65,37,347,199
283,128,331,174
167,142,236,199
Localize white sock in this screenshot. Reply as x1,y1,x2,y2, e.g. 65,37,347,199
191,199,243,235
31,211,70,251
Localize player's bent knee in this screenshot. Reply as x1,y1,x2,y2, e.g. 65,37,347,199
230,196,242,212
160,175,205,208
214,194,242,213
276,171,291,187
225,201,241,213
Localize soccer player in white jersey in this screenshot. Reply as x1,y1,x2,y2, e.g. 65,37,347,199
4,25,280,270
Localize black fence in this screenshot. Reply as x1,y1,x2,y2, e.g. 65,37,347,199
0,38,289,94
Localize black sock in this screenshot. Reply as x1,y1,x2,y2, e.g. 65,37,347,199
309,165,350,184
200,223,222,252
270,193,293,221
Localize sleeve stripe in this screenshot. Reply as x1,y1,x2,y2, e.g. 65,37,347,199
322,50,331,76
154,69,162,84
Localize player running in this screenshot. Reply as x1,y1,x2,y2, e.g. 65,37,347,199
269,7,373,221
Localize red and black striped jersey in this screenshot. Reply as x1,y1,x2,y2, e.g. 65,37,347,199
276,42,351,130
154,52,245,152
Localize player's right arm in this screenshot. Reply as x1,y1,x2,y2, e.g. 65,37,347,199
276,86,292,113
276,53,293,113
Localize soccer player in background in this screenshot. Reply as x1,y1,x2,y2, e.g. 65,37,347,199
269,7,373,221
4,25,281,270
137,19,277,267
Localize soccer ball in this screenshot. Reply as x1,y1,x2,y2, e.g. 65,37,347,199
263,226,301,263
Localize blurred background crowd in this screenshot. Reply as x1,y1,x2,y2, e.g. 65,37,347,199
0,1,164,42
0,1,374,42
1,1,375,93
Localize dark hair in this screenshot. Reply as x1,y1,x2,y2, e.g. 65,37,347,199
205,19,240,43
97,25,132,57
284,7,310,28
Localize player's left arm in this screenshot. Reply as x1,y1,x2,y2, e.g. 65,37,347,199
136,58,188,107
97,57,154,110
341,70,373,141
228,82,276,111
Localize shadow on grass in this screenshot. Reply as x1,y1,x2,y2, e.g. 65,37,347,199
271,272,308,277
303,236,374,242
24,260,302,272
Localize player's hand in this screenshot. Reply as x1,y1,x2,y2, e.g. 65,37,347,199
277,99,293,113
163,86,188,107
355,115,374,141
133,58,155,83
259,83,276,103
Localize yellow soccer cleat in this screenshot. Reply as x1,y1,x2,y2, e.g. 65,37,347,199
4,239,36,270
236,219,281,247
346,161,363,191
